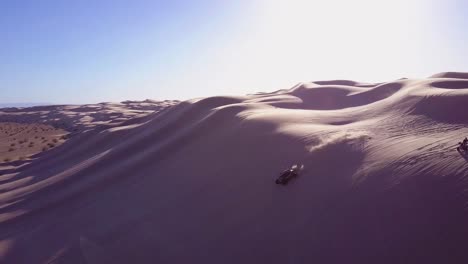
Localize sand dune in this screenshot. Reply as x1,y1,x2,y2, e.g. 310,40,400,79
430,71,468,79
1,75,468,263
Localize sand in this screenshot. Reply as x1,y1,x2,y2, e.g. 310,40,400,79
0,74,468,263
0,123,67,163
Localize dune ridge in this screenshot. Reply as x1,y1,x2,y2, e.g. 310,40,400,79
1,75,468,263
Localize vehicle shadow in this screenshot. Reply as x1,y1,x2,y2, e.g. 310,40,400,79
457,149,468,162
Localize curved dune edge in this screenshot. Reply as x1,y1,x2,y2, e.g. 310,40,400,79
430,71,468,79
1,76,468,263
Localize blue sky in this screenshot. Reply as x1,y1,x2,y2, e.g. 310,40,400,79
1,0,467,104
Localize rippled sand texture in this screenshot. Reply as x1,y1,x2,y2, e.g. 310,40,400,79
1,74,468,263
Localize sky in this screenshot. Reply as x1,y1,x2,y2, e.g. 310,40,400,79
0,0,467,104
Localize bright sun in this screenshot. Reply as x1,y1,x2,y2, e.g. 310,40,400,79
164,0,442,98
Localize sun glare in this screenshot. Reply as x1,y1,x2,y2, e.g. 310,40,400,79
250,0,432,79
179,0,436,97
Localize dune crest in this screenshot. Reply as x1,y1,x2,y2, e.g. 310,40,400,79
430,71,468,79
1,76,468,263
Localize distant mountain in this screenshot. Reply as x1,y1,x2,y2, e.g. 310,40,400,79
0,102,51,108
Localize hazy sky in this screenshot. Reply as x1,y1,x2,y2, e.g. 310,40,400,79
1,0,466,104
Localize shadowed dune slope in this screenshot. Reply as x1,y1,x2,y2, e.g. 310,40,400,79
431,80,468,89
1,76,468,263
